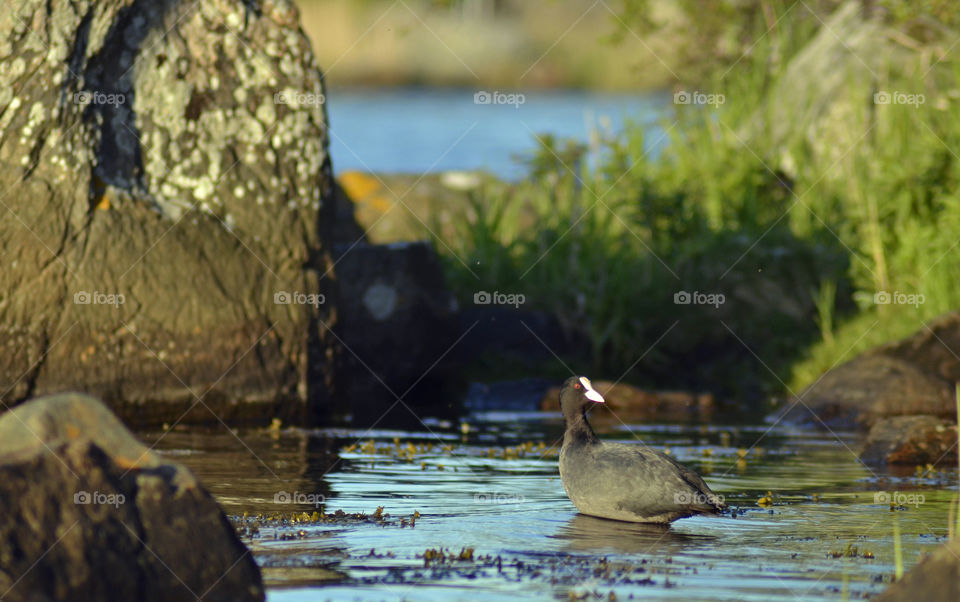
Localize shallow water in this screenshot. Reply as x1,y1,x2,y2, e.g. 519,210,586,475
143,410,957,601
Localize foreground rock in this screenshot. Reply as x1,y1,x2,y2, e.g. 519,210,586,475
779,313,960,429
860,415,958,466
0,0,336,425
0,393,263,601
877,538,960,602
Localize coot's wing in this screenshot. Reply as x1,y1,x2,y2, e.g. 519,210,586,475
636,446,725,510
590,443,725,515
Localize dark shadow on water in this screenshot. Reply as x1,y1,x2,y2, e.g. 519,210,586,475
553,513,714,554
141,428,341,515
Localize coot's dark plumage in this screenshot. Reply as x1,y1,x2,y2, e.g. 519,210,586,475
558,376,725,523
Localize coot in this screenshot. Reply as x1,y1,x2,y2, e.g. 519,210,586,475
558,376,725,523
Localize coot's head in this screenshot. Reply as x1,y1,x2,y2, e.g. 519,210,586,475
559,376,605,420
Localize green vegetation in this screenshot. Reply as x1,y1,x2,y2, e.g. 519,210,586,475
431,2,960,405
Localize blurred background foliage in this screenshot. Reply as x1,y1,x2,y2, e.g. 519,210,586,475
299,0,960,407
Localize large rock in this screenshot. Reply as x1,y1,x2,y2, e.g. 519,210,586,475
0,0,336,426
877,311,960,384
783,355,953,429
860,415,958,465
0,392,263,601
780,312,960,429
332,241,461,424
756,1,914,179
877,538,960,602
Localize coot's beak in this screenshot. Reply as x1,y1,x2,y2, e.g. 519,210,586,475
579,376,605,403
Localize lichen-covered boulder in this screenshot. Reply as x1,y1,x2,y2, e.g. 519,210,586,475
0,392,264,601
0,0,336,425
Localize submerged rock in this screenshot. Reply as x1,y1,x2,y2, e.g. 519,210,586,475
465,378,555,411
540,380,714,422
860,415,958,465
877,538,960,602
0,392,263,602
0,0,336,426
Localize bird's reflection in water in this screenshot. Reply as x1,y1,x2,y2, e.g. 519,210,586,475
553,513,715,554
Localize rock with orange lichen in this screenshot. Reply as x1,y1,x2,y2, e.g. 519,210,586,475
540,380,714,421
860,414,958,465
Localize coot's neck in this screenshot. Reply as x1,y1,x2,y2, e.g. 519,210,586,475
564,408,599,445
